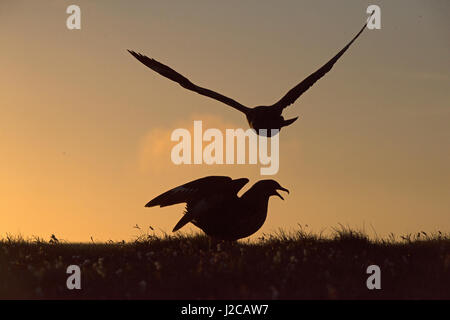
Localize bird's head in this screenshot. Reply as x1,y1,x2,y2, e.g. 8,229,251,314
252,179,289,200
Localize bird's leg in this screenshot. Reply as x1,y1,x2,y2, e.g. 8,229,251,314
207,237,220,251
218,240,237,252
207,238,235,252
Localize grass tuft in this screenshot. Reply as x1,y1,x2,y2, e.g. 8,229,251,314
0,227,448,299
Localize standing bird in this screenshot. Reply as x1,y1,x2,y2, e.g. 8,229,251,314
145,176,289,240
128,15,372,136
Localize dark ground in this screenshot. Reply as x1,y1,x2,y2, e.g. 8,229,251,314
0,228,449,299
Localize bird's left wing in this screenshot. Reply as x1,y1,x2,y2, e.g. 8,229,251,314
271,14,372,111
170,177,249,232
128,50,251,115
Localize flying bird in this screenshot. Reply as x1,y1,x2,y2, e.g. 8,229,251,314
145,176,289,240
128,15,372,136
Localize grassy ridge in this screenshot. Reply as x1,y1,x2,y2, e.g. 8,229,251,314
0,228,449,299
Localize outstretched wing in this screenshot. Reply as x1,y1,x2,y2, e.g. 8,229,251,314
128,50,250,114
145,176,232,208
146,176,249,232
272,16,371,110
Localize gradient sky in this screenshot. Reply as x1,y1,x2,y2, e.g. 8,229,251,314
1,0,449,241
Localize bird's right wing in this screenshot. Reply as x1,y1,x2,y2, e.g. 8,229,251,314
128,50,251,115
271,14,372,111
145,176,234,208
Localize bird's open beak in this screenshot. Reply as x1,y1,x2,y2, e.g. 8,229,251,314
275,186,289,200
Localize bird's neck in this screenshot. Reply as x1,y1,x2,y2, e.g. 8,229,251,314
232,188,271,239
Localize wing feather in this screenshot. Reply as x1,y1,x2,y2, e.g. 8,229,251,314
145,176,232,208
272,16,372,110
128,51,250,114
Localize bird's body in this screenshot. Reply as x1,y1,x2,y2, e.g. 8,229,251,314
128,14,372,135
245,106,298,136
145,176,289,240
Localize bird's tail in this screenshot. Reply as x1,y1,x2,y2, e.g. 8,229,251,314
281,116,299,128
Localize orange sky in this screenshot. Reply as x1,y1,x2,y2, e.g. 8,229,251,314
1,0,449,241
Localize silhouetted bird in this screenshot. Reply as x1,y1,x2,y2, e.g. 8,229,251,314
145,176,289,240
128,16,371,136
